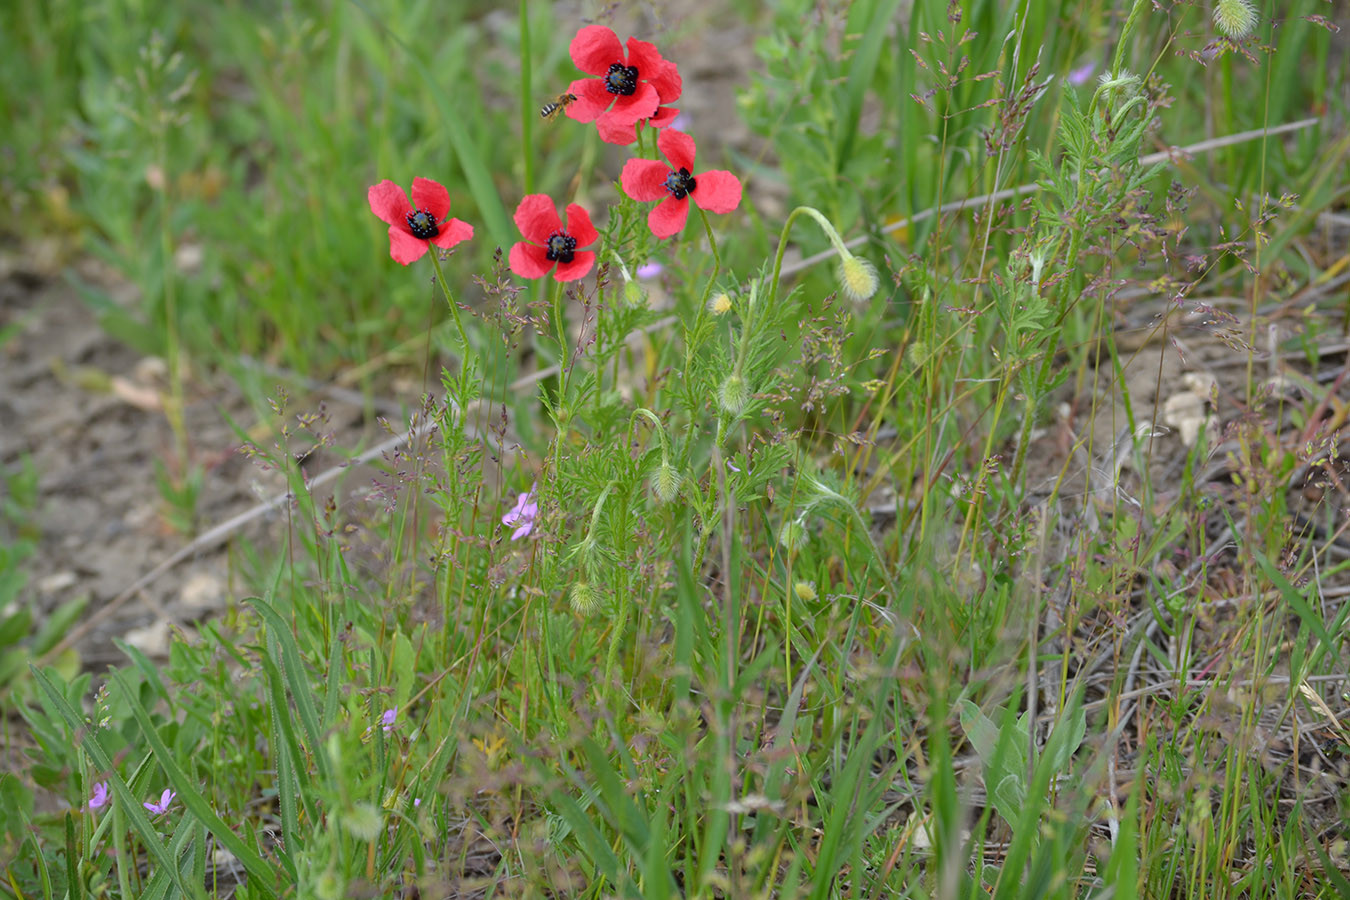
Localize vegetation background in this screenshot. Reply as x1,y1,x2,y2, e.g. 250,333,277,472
1,0,1348,897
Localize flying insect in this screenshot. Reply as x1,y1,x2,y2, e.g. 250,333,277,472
540,92,577,120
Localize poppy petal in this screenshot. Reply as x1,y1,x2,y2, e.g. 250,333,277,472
595,115,639,145
570,25,624,76
624,37,667,80
648,105,680,128
411,177,451,220
509,242,554,279
430,217,474,250
387,227,430,265
368,180,412,227
553,250,596,282
648,197,690,239
657,129,697,172
621,158,672,202
565,77,611,123
646,58,683,104
513,194,563,244
607,83,659,124
690,170,742,215
563,204,598,247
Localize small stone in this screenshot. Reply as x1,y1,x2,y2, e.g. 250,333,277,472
37,571,78,595
179,572,224,616
134,357,168,384
123,620,172,657
124,503,157,529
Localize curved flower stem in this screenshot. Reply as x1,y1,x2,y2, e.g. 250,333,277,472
767,205,850,306
767,206,810,305
626,407,666,458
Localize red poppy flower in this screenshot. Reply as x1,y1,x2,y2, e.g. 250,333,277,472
619,130,742,239
507,194,598,282
368,177,473,265
565,25,681,138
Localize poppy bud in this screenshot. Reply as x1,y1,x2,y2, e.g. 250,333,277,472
570,582,602,616
654,461,680,503
837,254,879,302
718,374,749,416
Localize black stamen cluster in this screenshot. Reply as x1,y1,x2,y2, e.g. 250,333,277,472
604,63,639,96
546,232,577,263
663,168,696,200
406,210,440,239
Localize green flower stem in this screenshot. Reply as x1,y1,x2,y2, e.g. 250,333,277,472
427,249,472,364
548,278,569,483
699,206,722,289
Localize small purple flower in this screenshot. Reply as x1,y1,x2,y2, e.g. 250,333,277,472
87,781,109,811
143,789,176,815
413,797,422,808
635,261,664,280
381,707,398,733
1068,61,1097,86
502,487,538,541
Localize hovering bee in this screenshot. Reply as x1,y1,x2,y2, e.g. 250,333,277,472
540,92,577,120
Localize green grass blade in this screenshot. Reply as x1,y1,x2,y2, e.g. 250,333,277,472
349,0,513,249
322,623,343,734
836,0,905,168
138,812,201,900
261,635,304,880
806,710,887,900
991,692,1084,900
1249,545,1336,659
29,667,206,900
98,667,280,897
246,596,335,788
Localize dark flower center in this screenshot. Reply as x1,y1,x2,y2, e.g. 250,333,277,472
604,63,639,96
663,167,697,200
546,232,577,263
406,209,440,239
